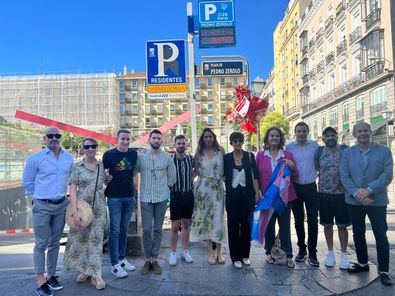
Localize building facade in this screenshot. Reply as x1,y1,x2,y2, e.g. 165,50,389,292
298,0,394,143
117,67,247,148
0,73,119,133
273,0,310,130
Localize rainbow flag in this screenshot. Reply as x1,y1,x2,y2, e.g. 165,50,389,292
251,160,291,244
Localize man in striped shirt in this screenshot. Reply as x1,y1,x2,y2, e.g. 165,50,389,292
136,129,176,275
168,135,195,266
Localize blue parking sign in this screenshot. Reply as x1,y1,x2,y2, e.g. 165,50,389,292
198,0,235,28
146,40,186,85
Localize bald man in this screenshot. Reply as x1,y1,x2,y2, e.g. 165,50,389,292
23,127,73,296
340,122,393,286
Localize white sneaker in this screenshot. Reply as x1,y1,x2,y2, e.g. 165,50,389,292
324,251,336,267
339,252,349,270
119,259,136,271
111,263,128,278
181,250,193,263
233,261,242,269
242,258,251,266
169,252,177,266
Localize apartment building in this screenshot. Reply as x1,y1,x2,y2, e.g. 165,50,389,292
261,70,275,111
116,67,247,147
0,73,119,133
273,0,310,130
298,0,394,143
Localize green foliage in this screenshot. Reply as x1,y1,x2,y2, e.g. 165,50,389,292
185,121,207,142
61,133,84,155
251,111,290,149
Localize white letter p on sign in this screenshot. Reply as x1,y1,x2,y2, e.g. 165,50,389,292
154,42,179,77
204,4,217,21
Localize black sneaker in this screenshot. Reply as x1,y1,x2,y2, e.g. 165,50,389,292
295,249,307,262
35,283,53,296
380,273,393,286
308,254,320,267
46,276,63,291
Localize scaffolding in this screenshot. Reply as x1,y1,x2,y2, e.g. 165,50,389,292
0,73,119,134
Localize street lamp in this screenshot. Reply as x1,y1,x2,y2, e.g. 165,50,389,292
382,110,392,147
251,76,266,150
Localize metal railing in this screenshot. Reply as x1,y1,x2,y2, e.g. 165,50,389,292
302,73,309,85
349,26,362,45
301,45,308,58
336,1,346,17
364,8,381,31
316,61,325,73
336,39,347,56
370,101,387,117
309,38,315,49
325,16,334,31
326,52,335,65
363,61,385,81
309,68,316,80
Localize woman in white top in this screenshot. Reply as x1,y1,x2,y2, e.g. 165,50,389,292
223,132,260,268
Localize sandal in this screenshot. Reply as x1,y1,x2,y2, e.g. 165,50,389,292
76,273,90,283
208,254,217,265
286,258,295,268
266,254,274,264
217,254,226,264
91,276,106,290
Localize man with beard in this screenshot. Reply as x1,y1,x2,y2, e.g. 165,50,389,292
168,135,194,266
103,129,138,278
23,127,73,296
136,129,176,275
340,122,393,286
315,127,350,269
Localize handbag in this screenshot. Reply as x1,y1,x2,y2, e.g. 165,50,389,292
270,234,287,265
66,163,100,230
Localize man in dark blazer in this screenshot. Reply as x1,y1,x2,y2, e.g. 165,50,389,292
340,122,393,286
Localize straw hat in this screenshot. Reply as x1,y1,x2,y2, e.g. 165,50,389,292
66,200,93,230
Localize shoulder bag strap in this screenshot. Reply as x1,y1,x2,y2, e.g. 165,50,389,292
92,163,100,210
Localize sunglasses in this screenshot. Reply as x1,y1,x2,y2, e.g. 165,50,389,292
46,134,62,139
83,144,98,149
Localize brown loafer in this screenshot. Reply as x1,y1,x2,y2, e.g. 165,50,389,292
140,261,152,275
152,261,162,274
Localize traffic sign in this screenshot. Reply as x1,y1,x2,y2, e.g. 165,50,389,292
199,26,236,48
202,61,243,76
198,0,235,28
148,93,187,100
146,40,187,92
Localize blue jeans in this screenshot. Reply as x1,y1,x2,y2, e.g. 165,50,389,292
107,197,135,266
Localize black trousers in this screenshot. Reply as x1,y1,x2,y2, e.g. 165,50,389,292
265,203,293,258
347,205,389,272
226,186,252,262
291,182,319,255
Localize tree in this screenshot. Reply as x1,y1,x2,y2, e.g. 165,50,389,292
251,111,290,148
185,121,207,144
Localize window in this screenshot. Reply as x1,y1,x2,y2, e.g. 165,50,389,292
366,0,380,16
182,104,188,111
220,78,225,86
356,96,364,110
119,81,125,89
343,102,350,122
207,78,213,86
131,80,137,88
145,118,150,125
158,117,163,125
330,107,338,126
132,118,138,126
132,93,137,101
146,105,150,113
339,62,347,84
208,115,213,125
208,103,213,111
221,103,226,112
328,71,335,91
120,93,125,102
120,105,125,114
220,91,226,99
170,104,175,111
208,91,213,98
352,8,361,30
321,111,326,128
370,86,386,106
361,30,384,68
132,105,138,112
195,78,200,86
158,104,163,113
319,79,325,97
233,77,238,84
352,51,361,75
195,91,200,99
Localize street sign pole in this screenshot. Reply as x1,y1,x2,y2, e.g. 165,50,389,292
187,2,197,153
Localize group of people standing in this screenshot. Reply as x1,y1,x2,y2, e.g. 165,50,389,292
23,120,393,296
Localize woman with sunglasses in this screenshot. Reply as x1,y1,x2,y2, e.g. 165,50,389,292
63,138,107,289
190,128,226,264
255,127,298,268
223,132,260,268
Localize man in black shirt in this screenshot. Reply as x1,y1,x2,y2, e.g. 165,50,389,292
168,135,195,266
103,129,137,278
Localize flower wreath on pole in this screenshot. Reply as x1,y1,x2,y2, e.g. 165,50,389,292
224,85,269,134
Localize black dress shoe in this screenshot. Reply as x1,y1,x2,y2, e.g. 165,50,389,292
295,249,307,262
308,254,320,267
380,273,393,286
35,283,53,296
348,263,369,273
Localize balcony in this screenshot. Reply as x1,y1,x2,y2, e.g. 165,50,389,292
176,109,182,115
325,16,334,31
284,106,297,117
316,61,325,73
336,1,346,18
349,26,362,45
125,97,132,103
200,95,208,101
226,82,233,88
200,83,207,89
126,123,133,128
336,39,347,56
315,28,324,41
120,122,127,128
125,86,131,91
309,68,316,80
363,61,385,81
356,109,364,120
370,101,387,117
326,51,335,65
364,8,381,31
301,45,308,58
302,73,309,85
126,110,132,115
309,38,315,49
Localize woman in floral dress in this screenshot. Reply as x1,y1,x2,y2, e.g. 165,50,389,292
190,128,226,265
63,138,107,290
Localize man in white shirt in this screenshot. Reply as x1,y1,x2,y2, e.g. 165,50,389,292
286,122,319,267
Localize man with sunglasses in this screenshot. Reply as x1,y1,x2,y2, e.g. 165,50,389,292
136,129,176,275
23,127,73,296
102,129,138,278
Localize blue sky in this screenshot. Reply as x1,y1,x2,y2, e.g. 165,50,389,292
0,0,289,81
